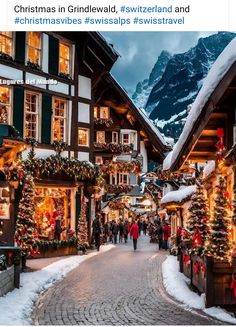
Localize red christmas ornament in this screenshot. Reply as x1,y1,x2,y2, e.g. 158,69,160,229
217,128,224,138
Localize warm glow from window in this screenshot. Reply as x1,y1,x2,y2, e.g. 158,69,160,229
53,98,67,142
24,91,40,140
59,42,71,75
27,32,41,65
96,131,105,143
94,107,98,118
78,128,89,146
95,157,103,165
0,32,13,56
122,134,130,144
100,107,109,119
0,86,11,124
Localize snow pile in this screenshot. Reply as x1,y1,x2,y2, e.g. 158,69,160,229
163,36,236,171
203,161,216,178
0,245,115,325
162,256,236,324
161,185,196,204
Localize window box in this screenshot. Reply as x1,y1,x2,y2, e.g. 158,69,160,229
94,118,113,128
0,51,13,62
58,72,72,80
26,60,42,71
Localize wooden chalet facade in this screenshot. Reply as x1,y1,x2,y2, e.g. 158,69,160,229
94,73,170,221
163,37,236,308
0,31,118,251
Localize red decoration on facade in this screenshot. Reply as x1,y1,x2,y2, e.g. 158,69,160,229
216,128,226,160
192,228,202,247
230,275,236,298
193,262,200,274
183,255,190,266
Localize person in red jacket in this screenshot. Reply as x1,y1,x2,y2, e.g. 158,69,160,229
163,222,169,250
130,220,139,250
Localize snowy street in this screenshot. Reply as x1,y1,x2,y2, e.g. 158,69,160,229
31,235,222,325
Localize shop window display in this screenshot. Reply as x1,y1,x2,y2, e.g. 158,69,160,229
34,188,71,241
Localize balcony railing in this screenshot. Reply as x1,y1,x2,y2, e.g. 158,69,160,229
94,142,133,154
94,118,114,128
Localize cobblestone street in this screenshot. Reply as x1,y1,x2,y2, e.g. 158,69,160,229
32,235,223,325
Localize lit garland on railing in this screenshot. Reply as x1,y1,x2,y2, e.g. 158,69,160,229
94,142,133,154
101,160,142,174
105,184,132,194
23,155,97,181
109,200,126,210
94,118,114,127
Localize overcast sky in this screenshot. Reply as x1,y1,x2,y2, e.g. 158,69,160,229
102,32,215,96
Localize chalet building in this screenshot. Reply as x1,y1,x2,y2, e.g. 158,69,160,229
0,31,118,246
162,37,236,308
93,73,170,221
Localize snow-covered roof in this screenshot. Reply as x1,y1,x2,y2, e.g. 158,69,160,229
203,160,216,178
163,36,236,171
138,107,168,146
161,185,196,204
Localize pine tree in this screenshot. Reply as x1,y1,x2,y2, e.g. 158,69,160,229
205,176,231,261
187,178,209,253
77,197,88,252
15,174,38,256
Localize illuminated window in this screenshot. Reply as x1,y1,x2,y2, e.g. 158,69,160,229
95,157,103,165
96,131,105,143
78,128,89,146
0,86,11,124
121,133,130,144
59,42,71,75
119,174,129,185
100,107,109,119
112,132,118,144
24,91,40,140
94,107,98,118
27,32,41,65
52,98,68,142
0,32,13,56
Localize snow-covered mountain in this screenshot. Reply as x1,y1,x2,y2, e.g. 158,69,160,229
132,50,171,111
132,32,236,141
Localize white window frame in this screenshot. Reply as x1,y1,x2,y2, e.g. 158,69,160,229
121,133,130,145
110,174,117,185
26,32,42,66
0,86,12,125
78,128,89,147
0,32,14,57
52,97,68,143
119,173,129,185
59,40,72,76
24,90,41,141
95,156,103,165
96,131,105,143
112,131,118,144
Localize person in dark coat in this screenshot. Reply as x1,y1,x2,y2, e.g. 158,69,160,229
130,220,139,250
156,221,163,250
123,220,129,243
92,215,102,251
119,220,124,243
138,219,142,236
163,222,169,250
103,222,109,243
142,220,147,235
111,221,119,244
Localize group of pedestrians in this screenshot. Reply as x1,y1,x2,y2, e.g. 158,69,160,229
92,215,143,251
148,220,171,250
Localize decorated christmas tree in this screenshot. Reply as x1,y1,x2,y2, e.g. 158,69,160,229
77,196,88,253
15,174,39,258
205,176,231,261
187,178,209,253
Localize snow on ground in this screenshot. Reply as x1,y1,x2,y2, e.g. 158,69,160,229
0,244,115,326
162,255,236,324
203,160,216,178
161,185,196,204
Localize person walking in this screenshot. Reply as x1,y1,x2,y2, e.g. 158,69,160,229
138,219,142,236
123,220,129,243
156,221,163,250
92,215,102,251
130,220,139,251
163,222,169,250
143,220,147,235
111,220,119,244
103,221,109,243
119,220,124,243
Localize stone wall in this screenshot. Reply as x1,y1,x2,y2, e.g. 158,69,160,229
0,265,14,296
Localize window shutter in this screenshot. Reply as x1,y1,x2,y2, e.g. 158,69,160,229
15,32,26,64
13,86,24,137
41,93,52,144
48,35,59,75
